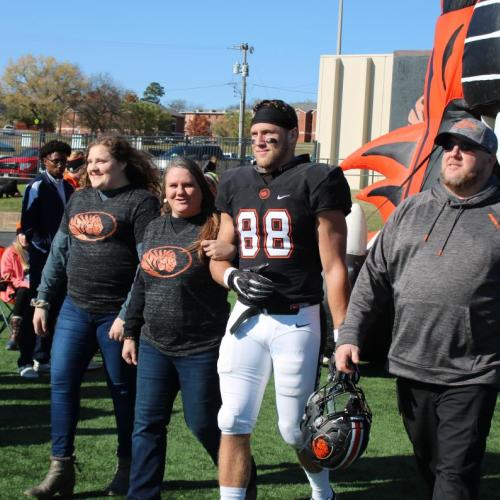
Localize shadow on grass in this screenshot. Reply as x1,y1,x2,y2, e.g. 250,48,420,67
65,453,500,499
162,478,219,490
0,384,114,401
71,489,111,498
256,454,499,500
0,372,49,385
0,402,116,446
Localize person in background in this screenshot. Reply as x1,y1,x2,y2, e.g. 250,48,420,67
1,227,30,363
204,170,219,197
123,157,235,499
64,150,86,189
21,140,74,374
24,136,160,499
202,155,218,175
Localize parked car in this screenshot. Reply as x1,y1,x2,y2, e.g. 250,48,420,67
0,152,39,177
1,125,16,136
0,141,15,159
155,145,224,170
20,147,40,157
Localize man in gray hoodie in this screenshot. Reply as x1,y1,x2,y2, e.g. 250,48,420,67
336,117,500,500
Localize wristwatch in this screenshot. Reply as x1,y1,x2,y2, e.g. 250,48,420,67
30,298,51,310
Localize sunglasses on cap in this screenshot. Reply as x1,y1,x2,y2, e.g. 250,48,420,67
441,137,489,154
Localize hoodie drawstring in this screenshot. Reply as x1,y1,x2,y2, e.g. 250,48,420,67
424,202,447,242
436,207,465,256
423,202,466,256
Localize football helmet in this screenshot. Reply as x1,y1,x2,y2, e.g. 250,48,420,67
301,364,372,470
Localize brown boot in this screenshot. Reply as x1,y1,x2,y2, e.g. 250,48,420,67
105,456,131,496
24,456,75,498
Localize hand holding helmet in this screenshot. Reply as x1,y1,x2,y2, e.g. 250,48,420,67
301,364,372,470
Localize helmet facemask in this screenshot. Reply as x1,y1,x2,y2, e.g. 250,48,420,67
301,368,372,470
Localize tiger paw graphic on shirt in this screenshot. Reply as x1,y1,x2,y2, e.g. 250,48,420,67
69,212,117,241
141,246,192,278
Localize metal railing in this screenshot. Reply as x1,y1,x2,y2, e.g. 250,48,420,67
0,131,257,180
0,131,381,188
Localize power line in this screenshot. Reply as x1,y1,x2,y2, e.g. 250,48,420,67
167,83,233,92
14,36,230,51
252,84,316,95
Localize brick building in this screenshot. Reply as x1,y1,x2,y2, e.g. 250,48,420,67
182,110,225,136
295,105,316,143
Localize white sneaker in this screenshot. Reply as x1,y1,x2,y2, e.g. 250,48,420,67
19,365,39,379
33,360,51,373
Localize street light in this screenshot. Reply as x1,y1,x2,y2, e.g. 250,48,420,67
337,0,343,55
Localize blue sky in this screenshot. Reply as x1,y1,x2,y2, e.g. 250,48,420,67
1,1,441,109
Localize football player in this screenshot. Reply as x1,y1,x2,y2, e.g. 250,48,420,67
210,99,352,500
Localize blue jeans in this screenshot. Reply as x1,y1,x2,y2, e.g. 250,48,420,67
51,297,136,458
128,338,221,500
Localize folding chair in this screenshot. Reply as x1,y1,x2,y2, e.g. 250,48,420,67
0,292,14,335
0,246,15,336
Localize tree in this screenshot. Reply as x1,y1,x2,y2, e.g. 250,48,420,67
212,110,251,138
289,100,317,110
77,74,125,133
185,114,211,136
123,100,173,135
0,55,86,130
166,99,188,112
142,82,165,105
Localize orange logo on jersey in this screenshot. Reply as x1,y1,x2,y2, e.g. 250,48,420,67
488,213,500,229
69,212,117,241
141,246,192,278
259,188,271,200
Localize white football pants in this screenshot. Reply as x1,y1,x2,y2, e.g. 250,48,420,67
217,301,322,449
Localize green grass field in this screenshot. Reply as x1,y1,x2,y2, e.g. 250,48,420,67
0,182,497,499
1,322,499,499
0,182,26,212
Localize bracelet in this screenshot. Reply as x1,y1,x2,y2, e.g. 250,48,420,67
333,329,339,342
123,335,137,341
30,298,51,310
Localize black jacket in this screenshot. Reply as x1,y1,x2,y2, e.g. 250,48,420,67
21,171,74,253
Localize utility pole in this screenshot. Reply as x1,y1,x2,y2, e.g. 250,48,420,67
233,43,254,163
337,0,343,55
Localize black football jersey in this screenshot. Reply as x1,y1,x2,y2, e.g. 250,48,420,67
216,157,351,307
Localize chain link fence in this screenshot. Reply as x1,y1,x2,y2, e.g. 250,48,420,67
0,131,380,188
0,131,257,181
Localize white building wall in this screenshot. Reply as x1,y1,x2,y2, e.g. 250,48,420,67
316,54,394,189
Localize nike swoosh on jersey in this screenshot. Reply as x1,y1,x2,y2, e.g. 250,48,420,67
277,194,291,199
295,323,311,328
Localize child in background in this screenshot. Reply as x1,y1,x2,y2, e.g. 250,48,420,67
63,150,86,189
2,227,30,355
